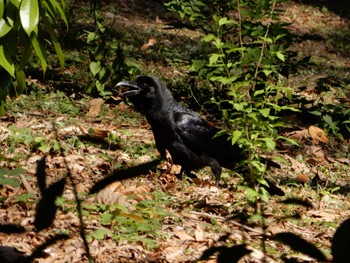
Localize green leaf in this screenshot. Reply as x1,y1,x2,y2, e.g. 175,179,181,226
322,114,333,126
209,53,223,65
309,110,322,116
0,0,4,19
0,18,12,37
276,51,285,62
91,229,111,240
43,0,68,27
90,61,101,76
95,80,105,92
259,108,270,118
277,136,298,146
260,138,276,151
42,14,65,67
202,34,216,42
254,89,265,97
31,33,48,72
15,67,27,94
10,0,21,8
218,17,235,26
20,0,39,36
191,60,206,72
0,44,15,77
230,130,243,145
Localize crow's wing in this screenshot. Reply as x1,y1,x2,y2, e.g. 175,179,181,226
173,109,243,169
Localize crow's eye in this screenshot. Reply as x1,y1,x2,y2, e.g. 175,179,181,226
140,83,148,89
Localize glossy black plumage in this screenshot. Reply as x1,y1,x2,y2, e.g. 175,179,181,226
116,75,244,185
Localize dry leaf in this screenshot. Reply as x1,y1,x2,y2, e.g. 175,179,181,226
95,187,129,206
140,37,157,51
164,150,182,174
286,129,309,141
307,211,338,222
194,225,205,241
173,229,194,241
309,125,328,144
91,128,110,139
122,185,152,201
0,126,10,143
306,145,326,163
85,98,104,117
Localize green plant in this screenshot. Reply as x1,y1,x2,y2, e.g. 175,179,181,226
84,191,173,250
0,0,68,114
166,0,298,188
86,10,140,97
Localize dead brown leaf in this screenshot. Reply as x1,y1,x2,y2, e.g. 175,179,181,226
85,98,105,117
95,187,130,206
173,228,194,241
140,37,157,51
286,129,309,141
309,125,328,144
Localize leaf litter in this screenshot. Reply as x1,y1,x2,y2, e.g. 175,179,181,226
1,1,350,262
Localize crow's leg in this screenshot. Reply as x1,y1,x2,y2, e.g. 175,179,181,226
207,159,222,186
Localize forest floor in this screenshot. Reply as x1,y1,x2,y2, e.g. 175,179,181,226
0,1,350,262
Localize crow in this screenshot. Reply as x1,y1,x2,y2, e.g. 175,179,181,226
117,76,282,193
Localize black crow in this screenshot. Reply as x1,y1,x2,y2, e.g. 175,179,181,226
117,76,280,191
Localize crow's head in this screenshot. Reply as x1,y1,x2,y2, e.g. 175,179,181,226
116,76,172,114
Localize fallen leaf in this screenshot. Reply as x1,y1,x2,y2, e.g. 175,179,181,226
306,145,326,163
85,98,105,117
194,225,205,241
286,129,309,141
95,187,129,206
309,125,328,144
173,228,194,241
140,37,157,51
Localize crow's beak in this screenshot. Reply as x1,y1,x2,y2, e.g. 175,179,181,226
116,81,141,97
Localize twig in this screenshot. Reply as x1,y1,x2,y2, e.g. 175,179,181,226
20,175,34,194
189,211,266,235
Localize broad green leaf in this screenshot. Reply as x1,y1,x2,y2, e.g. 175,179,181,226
262,69,272,76
276,51,285,62
259,108,270,118
209,53,223,65
15,67,27,94
253,89,265,97
202,34,215,42
0,18,12,37
218,17,235,26
322,114,333,126
41,0,68,28
309,110,322,116
95,80,105,92
49,0,68,27
191,59,205,72
9,0,21,8
0,0,4,19
0,44,15,77
90,61,101,76
42,14,64,67
258,36,273,44
230,130,243,145
31,33,48,72
233,102,245,111
20,0,39,36
260,138,276,151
